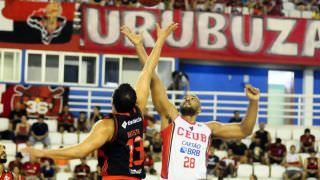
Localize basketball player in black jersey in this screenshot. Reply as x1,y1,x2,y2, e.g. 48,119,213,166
23,22,178,180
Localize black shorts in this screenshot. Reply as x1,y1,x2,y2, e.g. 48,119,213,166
308,172,318,178
269,157,282,164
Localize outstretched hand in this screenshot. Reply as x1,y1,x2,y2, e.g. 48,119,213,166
245,84,260,101
156,22,179,40
121,26,143,46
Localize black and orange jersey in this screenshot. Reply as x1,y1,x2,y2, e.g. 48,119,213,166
99,107,145,179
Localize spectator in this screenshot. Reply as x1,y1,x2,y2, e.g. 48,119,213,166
145,115,156,143
41,159,55,179
91,165,102,180
22,156,41,180
90,106,103,126
215,149,237,178
167,70,190,92
207,146,220,175
303,150,320,179
77,111,88,132
212,138,228,150
152,132,162,162
142,108,155,133
0,122,15,141
169,0,192,10
267,138,286,165
8,152,23,172
252,123,271,151
267,0,283,16
9,102,27,129
74,158,91,180
12,166,24,180
300,128,315,153
229,111,242,123
14,115,30,143
249,138,267,164
144,152,156,175
121,0,138,7
58,105,75,132
228,140,248,163
29,115,50,146
283,145,303,180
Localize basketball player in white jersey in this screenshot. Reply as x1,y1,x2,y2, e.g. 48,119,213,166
122,25,260,180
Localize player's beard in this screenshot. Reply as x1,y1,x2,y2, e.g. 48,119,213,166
180,106,197,116
0,157,7,164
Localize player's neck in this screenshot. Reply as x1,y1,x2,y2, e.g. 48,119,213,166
181,115,196,124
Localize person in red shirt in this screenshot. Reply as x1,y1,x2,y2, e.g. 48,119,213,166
74,158,91,180
267,138,286,165
303,150,320,179
8,152,23,172
300,128,315,153
22,156,41,179
12,166,25,180
0,143,14,180
58,105,75,132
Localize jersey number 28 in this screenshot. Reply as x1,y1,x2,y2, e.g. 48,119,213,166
184,156,195,168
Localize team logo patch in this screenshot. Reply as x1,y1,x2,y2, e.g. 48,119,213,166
27,2,67,45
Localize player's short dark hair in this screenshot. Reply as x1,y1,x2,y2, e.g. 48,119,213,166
276,138,281,144
112,83,137,113
304,128,310,133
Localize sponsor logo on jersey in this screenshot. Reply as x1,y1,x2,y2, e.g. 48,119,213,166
129,168,142,175
180,146,200,156
180,140,201,156
121,117,142,129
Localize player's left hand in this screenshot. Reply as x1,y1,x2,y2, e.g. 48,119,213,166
22,147,44,159
121,26,143,46
245,84,260,101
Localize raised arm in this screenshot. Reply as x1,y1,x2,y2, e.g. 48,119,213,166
23,120,114,159
121,25,179,130
206,85,260,139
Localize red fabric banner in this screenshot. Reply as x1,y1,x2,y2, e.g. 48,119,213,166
0,85,67,118
82,5,320,66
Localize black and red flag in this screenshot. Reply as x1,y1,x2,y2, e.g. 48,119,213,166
0,0,75,44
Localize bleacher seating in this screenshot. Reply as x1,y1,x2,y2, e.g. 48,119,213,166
276,127,292,140
0,118,9,131
237,164,253,178
1,141,16,156
253,164,269,178
56,172,73,180
49,132,63,145
270,164,286,179
69,159,81,171
63,133,78,145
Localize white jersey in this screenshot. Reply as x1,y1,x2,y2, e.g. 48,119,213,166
161,116,212,180
286,153,302,171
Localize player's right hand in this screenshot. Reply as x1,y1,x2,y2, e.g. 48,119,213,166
156,22,179,40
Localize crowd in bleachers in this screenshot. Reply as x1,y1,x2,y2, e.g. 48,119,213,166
0,102,319,179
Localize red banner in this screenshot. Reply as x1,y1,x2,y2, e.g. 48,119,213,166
0,85,67,118
82,5,320,65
